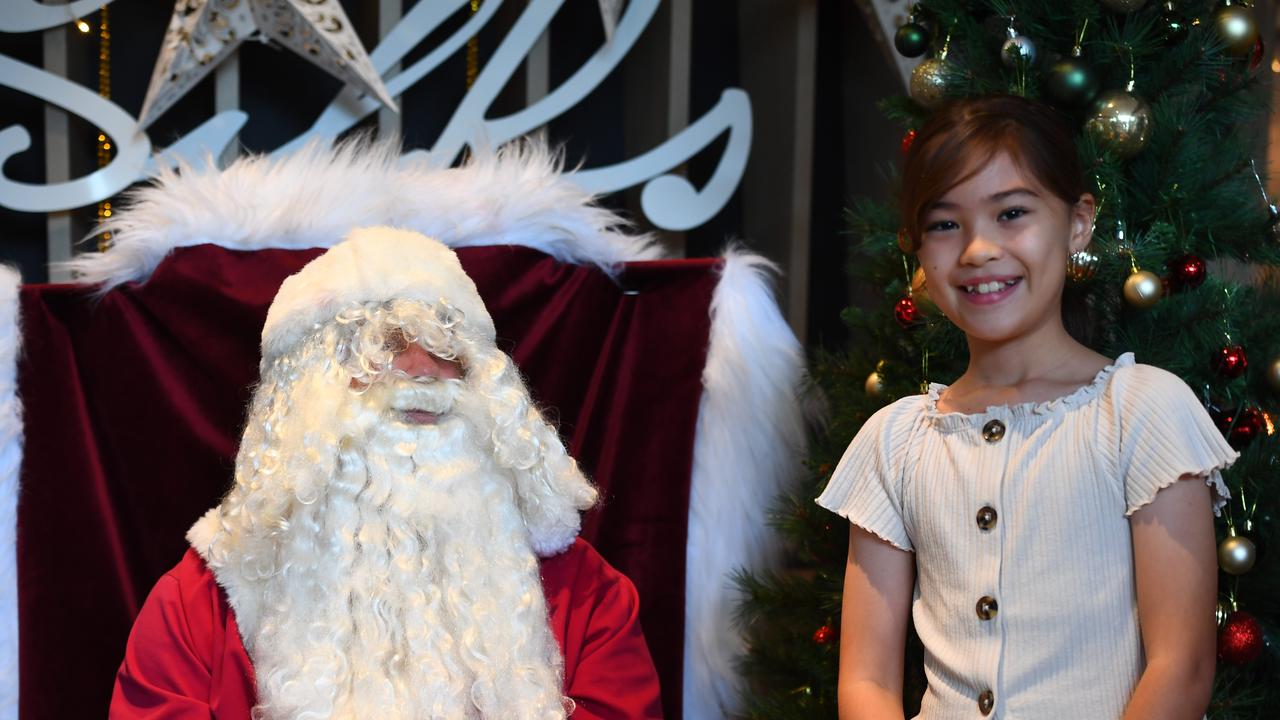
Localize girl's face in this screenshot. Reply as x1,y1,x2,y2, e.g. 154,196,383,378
916,151,1094,345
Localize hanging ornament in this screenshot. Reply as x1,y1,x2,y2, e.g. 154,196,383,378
1212,2,1260,57
1100,0,1147,12
911,267,938,315
1087,91,1153,158
1216,599,1231,627
1167,253,1207,290
1266,355,1280,392
1046,57,1099,107
1214,406,1266,449
1067,248,1101,282
1218,610,1264,665
1212,344,1249,379
894,296,921,327
1161,2,1191,44
1122,269,1162,308
1219,526,1258,574
865,361,886,397
910,59,951,108
895,17,930,58
901,129,918,156
812,625,836,644
1001,20,1036,68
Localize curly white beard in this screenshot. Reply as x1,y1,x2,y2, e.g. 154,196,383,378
237,374,569,720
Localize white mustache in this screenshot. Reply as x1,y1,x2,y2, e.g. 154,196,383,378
385,379,462,415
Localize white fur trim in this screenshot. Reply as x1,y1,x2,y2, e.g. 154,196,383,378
0,265,22,720
262,227,496,360
683,249,808,719
59,138,663,291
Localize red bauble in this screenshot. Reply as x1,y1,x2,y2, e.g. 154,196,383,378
812,625,836,644
1212,344,1249,379
894,296,921,327
901,129,918,156
1167,253,1207,291
1215,406,1267,449
1218,610,1264,665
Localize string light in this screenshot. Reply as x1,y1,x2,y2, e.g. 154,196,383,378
95,7,113,251
75,19,90,33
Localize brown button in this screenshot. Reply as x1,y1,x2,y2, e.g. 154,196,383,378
978,689,994,715
976,506,998,530
976,595,998,620
982,419,1005,442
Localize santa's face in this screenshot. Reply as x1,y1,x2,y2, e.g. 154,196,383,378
350,329,464,426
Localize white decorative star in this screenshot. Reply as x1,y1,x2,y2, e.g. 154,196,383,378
138,0,397,129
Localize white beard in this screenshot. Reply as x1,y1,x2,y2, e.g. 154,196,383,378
234,375,569,720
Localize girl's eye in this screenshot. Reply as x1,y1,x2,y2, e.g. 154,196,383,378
998,207,1029,222
925,220,958,233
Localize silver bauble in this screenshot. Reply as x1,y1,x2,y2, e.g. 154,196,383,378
1219,531,1258,575
1086,91,1152,158
1100,0,1147,12
1001,35,1036,67
1213,4,1260,57
910,58,951,109
1122,269,1162,308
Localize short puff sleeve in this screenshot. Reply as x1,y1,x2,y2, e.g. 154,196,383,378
1109,363,1238,517
815,397,924,551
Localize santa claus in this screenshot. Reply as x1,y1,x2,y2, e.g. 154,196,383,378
110,226,663,719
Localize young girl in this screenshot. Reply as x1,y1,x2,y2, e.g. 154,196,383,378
817,96,1238,720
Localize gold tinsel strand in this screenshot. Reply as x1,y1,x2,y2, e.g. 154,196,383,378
466,0,481,88
96,6,113,252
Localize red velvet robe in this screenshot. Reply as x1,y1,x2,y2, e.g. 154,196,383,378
110,538,663,719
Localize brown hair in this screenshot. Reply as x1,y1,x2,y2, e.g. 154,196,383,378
898,95,1086,252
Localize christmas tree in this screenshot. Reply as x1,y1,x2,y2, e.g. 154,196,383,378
736,1,1280,718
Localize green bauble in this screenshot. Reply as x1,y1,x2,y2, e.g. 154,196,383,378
910,58,951,109
895,22,930,58
1045,57,1098,107
1086,91,1152,158
1213,4,1259,56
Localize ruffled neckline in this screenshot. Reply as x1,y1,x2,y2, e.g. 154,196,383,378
925,352,1135,430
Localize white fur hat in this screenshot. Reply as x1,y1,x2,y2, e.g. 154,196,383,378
261,226,496,359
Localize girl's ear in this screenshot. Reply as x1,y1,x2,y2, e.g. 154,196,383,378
1069,193,1096,254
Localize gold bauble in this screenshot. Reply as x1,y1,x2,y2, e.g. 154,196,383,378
1122,269,1162,308
1267,355,1280,393
865,371,885,397
1219,530,1258,575
1067,248,1100,282
1100,0,1147,12
1086,91,1152,158
1213,4,1260,57
910,58,950,109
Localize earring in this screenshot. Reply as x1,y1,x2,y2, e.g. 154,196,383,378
1067,248,1100,282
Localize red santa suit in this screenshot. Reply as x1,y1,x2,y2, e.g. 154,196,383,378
110,538,662,719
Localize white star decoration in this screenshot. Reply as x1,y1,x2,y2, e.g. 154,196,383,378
138,0,397,129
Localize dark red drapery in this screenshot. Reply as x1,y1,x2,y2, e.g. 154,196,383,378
17,244,718,719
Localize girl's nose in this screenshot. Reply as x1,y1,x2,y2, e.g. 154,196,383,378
392,343,463,380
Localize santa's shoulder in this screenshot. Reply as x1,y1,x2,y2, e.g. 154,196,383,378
539,538,638,602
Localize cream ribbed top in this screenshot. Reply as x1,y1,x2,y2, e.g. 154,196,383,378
817,354,1238,719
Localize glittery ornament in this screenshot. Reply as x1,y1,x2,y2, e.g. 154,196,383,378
1213,4,1260,57
1122,269,1162,308
1167,253,1207,290
1214,406,1266,449
1045,57,1099,107
901,129,918,156
1219,527,1258,574
1218,610,1264,665
1001,34,1036,67
895,22,930,58
1100,0,1147,12
1087,91,1153,158
1067,248,1100,282
812,625,836,644
894,296,921,327
1266,355,1280,392
1212,345,1249,379
910,58,951,109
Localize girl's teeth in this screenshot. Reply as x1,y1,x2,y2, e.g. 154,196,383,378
966,280,1017,294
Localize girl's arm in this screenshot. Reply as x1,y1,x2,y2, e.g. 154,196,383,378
838,524,915,720
1123,475,1218,720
